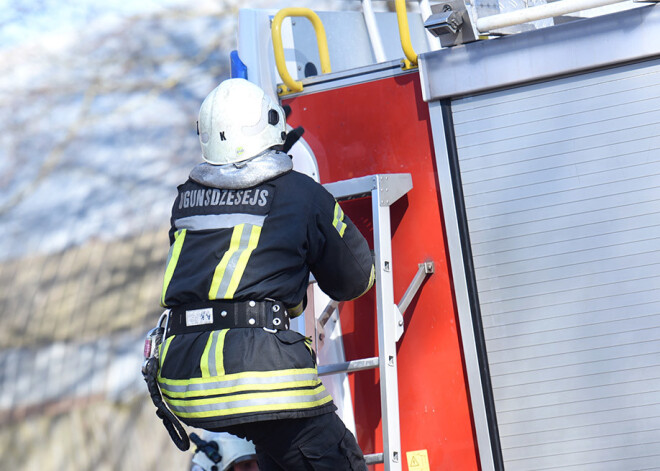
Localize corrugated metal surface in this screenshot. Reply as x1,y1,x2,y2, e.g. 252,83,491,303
452,59,660,470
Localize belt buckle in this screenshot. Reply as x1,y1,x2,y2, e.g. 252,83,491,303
263,299,288,332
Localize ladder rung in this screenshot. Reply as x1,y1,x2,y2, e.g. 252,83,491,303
317,357,379,376
324,175,376,201
364,453,384,464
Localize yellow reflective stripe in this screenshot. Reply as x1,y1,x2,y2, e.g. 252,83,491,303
159,367,323,398
158,335,175,372
304,336,314,356
364,264,376,293
168,384,327,406
209,225,244,299
159,367,319,385
159,366,324,398
209,224,262,299
171,395,333,418
164,386,333,418
287,301,304,319
161,229,187,306
200,332,215,378
349,264,376,300
224,225,261,298
161,379,323,398
215,329,228,376
332,202,347,237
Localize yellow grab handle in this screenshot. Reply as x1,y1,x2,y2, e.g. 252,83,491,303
395,0,418,68
271,8,331,94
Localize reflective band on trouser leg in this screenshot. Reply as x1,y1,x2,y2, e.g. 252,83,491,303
161,229,187,306
159,368,322,398
164,384,333,418
332,203,347,237
209,224,262,299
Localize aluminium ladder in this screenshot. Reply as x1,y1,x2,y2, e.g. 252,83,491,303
314,173,433,471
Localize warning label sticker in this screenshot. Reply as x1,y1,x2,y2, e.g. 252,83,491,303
406,449,430,471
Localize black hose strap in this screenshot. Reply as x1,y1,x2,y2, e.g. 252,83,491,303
143,357,190,451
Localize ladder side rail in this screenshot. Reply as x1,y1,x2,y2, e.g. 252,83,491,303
372,182,402,471
320,173,412,469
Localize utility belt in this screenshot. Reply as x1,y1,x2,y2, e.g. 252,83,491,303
166,299,290,335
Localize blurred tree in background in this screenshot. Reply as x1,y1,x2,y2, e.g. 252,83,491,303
0,2,234,469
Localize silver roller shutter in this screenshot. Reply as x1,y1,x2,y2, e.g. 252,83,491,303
452,59,660,470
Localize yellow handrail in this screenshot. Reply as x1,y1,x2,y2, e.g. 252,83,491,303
395,0,418,68
271,8,331,94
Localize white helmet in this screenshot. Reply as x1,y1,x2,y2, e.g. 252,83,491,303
190,431,258,471
198,78,286,165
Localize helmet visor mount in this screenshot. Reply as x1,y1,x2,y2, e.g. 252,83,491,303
241,95,282,137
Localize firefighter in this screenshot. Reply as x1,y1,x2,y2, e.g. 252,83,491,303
157,78,374,470
190,431,259,471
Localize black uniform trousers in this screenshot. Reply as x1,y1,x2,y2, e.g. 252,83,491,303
217,412,368,470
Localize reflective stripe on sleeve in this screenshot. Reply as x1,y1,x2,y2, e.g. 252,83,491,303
287,301,304,319
163,384,333,418
362,265,376,296
304,336,314,356
161,229,187,306
332,203,347,237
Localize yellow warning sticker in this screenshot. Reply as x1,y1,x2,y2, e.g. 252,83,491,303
406,449,430,471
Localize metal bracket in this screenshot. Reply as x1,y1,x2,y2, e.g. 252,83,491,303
316,298,340,345
318,299,340,328
394,261,434,341
424,0,479,48
317,261,434,343
376,174,413,207
324,173,412,207
424,4,464,35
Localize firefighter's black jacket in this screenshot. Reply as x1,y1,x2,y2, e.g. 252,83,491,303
158,160,374,429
